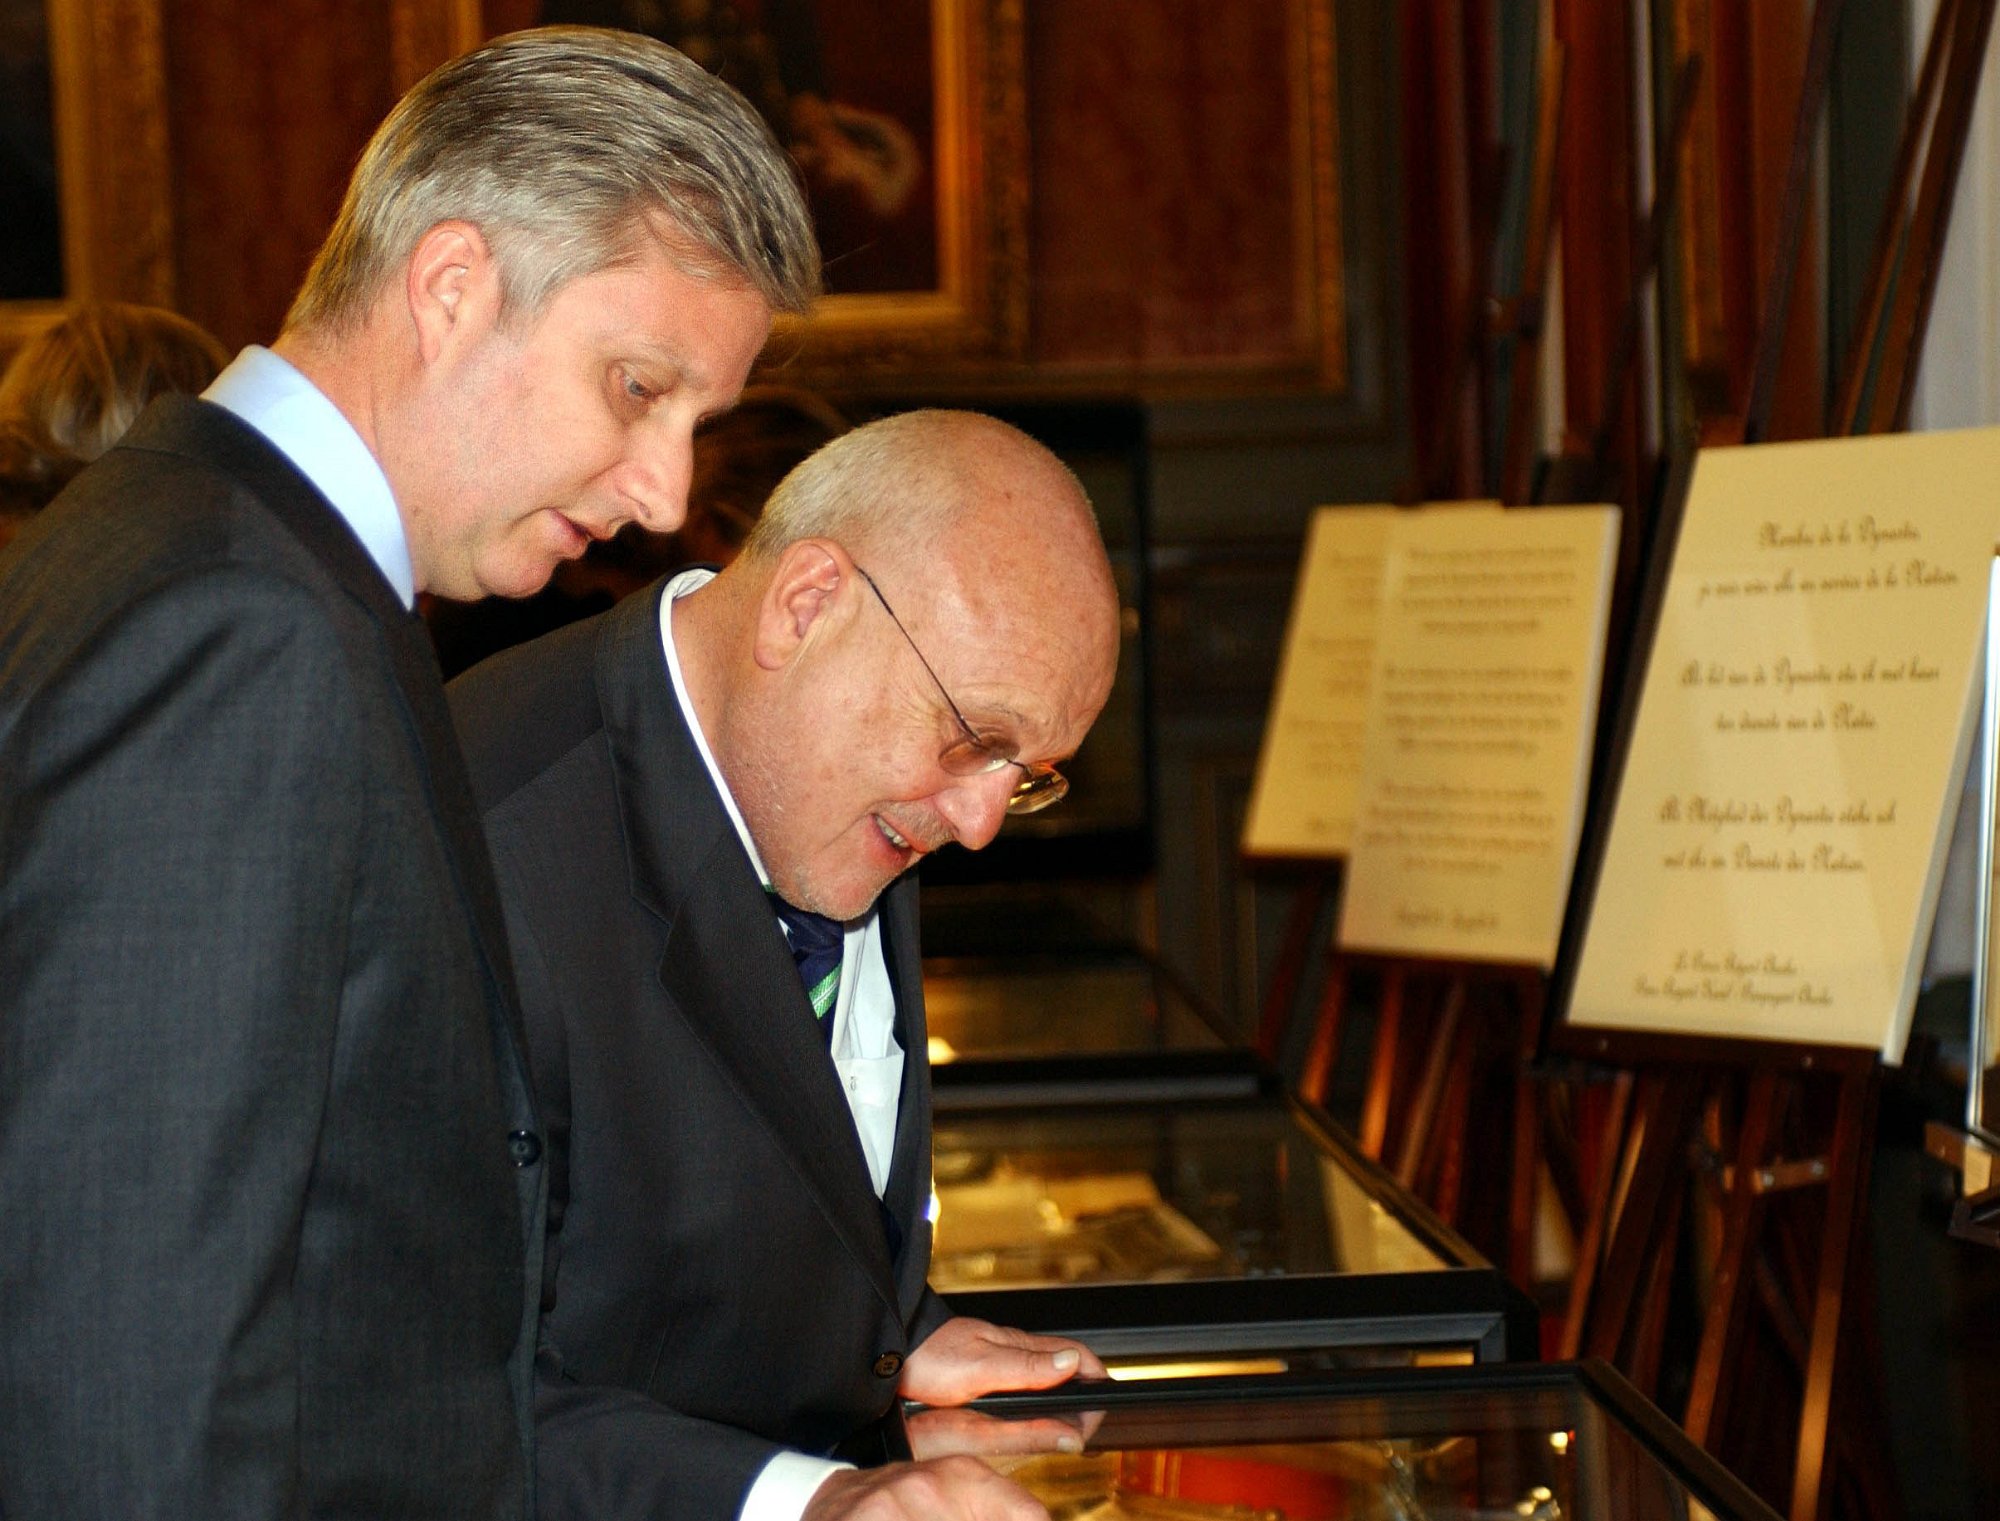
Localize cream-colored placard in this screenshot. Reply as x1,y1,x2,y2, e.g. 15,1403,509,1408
1567,430,2000,1059
1244,502,1499,858
1336,506,1621,966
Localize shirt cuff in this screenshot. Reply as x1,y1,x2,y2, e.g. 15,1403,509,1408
740,1449,854,1521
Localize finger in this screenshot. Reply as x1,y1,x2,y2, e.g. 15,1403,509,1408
1011,1343,1091,1389
907,1407,1089,1460
1068,1344,1109,1381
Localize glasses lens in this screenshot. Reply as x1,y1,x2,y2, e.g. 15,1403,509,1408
939,734,1014,777
1006,768,1068,815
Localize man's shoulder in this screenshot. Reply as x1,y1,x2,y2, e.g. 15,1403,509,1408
448,611,612,815
0,465,372,704
6,400,365,611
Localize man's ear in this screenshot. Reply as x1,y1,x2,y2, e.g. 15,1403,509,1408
406,220,500,364
752,540,850,672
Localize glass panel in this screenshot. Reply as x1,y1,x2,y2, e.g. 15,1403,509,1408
951,1380,1749,1521
931,1099,1450,1291
925,955,1227,1064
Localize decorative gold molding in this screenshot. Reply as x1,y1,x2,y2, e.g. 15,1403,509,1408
47,0,175,306
1,0,175,348
766,0,1029,380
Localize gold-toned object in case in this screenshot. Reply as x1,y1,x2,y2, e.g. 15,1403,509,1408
930,1166,1226,1291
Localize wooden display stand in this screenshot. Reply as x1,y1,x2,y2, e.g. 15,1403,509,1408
1295,950,1545,1289
1550,1035,1895,1521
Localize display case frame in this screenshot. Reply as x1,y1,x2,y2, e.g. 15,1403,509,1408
918,1360,1785,1521
931,1077,1534,1364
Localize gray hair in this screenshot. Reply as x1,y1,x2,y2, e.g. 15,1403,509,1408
743,409,1094,563
285,26,819,335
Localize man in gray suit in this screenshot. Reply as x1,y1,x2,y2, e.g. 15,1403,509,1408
450,411,1123,1521
0,28,815,1517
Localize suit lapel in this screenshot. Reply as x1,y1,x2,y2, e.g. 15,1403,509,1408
120,398,534,1098
876,881,934,1305
595,585,900,1307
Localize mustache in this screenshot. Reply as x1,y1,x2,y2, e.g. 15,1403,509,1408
879,810,955,854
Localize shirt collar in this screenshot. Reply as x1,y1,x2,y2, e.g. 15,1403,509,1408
657,568,777,887
203,345,415,608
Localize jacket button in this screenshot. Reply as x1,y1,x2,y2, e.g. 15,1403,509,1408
872,1351,903,1379
507,1130,542,1168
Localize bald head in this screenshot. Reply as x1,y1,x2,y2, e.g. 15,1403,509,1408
743,409,1094,562
675,409,1121,918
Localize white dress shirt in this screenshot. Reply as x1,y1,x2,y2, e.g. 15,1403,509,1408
657,568,909,1521
202,346,415,607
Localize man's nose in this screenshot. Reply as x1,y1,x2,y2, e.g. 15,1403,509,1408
934,767,1015,851
615,427,694,533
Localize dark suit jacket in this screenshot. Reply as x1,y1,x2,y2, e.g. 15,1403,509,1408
0,398,544,1519
449,582,952,1521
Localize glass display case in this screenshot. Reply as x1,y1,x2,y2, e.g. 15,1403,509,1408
908,1362,1782,1521
934,1084,1534,1367
924,950,1231,1080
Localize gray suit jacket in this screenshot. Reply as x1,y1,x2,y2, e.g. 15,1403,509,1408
0,398,544,1519
449,583,951,1521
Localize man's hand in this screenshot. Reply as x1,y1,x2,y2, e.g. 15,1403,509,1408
898,1316,1107,1407
906,1405,1103,1462
801,1457,1046,1520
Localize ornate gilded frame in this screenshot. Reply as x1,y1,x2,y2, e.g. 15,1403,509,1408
768,0,1028,379
465,0,1027,380
0,0,176,353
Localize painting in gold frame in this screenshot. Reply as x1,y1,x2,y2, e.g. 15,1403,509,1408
0,0,176,358
477,0,1027,379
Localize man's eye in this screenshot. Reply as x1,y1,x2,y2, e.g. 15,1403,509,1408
618,368,668,405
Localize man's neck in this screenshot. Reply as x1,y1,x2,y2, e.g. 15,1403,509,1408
270,329,381,455
668,574,735,761
272,322,426,591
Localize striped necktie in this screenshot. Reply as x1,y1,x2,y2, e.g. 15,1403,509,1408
768,892,843,1043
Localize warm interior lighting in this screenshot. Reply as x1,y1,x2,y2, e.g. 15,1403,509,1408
1104,1357,1290,1381
1548,1430,1572,1453
927,1036,958,1063
1412,1348,1477,1367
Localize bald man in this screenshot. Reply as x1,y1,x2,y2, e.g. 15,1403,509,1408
448,410,1121,1521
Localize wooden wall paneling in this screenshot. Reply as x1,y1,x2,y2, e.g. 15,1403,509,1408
1026,0,1343,387
388,0,482,87
163,0,402,350
47,0,175,308
1398,0,1486,497
1553,0,1641,506
1147,545,1299,1036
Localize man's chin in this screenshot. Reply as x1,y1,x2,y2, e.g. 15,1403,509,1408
775,871,894,925
471,556,565,603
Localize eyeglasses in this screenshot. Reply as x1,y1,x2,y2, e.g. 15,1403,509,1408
853,565,1068,815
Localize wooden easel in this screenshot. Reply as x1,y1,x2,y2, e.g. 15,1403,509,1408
1293,950,1547,1288
1829,0,2000,437
1548,8,1996,1511
1249,859,1341,1069
1552,1037,1895,1521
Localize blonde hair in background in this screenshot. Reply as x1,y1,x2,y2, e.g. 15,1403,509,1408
285,26,821,337
0,302,229,470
